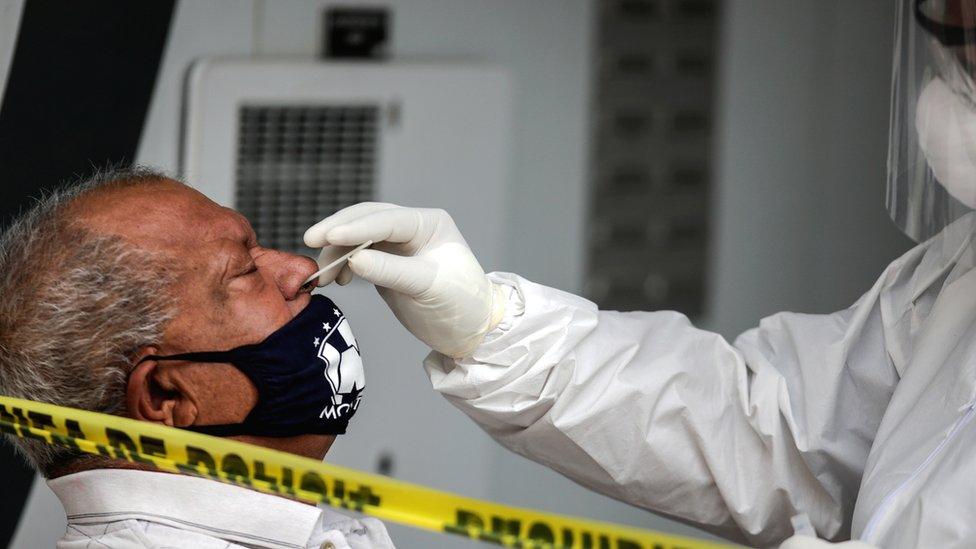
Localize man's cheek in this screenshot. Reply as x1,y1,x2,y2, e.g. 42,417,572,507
189,364,258,423
227,294,293,341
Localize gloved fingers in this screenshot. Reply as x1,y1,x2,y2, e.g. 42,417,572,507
325,207,436,251
336,264,353,286
347,248,437,296
370,239,407,255
313,244,359,286
304,202,400,248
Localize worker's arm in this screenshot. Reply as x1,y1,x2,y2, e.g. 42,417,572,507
305,203,916,547
423,267,904,546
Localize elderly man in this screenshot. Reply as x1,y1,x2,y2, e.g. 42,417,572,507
0,168,393,548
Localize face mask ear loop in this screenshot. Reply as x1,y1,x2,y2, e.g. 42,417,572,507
185,421,349,438
137,350,261,437
141,350,245,364
184,422,250,437
142,351,266,438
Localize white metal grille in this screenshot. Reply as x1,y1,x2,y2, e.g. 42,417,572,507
235,104,378,252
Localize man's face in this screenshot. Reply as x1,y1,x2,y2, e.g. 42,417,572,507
75,180,332,458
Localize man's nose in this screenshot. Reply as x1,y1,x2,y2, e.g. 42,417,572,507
260,250,320,300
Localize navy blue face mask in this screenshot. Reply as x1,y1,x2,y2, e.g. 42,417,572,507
143,295,365,437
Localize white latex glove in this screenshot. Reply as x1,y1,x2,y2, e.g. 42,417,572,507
304,202,508,358
778,536,877,549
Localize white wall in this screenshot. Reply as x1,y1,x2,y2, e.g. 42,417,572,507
706,0,912,338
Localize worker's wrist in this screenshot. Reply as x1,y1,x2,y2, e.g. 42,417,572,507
486,282,508,333
485,275,524,337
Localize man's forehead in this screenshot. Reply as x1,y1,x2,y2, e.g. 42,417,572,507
196,206,254,243
72,180,253,246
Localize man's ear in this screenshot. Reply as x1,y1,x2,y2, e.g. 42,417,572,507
127,347,197,427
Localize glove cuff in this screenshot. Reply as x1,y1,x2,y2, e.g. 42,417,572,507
487,281,508,334
443,281,510,359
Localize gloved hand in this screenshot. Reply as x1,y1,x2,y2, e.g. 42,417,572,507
304,202,508,358
778,536,877,549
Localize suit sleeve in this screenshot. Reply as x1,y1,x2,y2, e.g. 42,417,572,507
424,269,905,546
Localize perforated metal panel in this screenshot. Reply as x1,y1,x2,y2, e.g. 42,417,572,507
235,104,378,252
586,0,718,315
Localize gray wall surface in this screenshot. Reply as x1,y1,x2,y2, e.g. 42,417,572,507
705,0,912,338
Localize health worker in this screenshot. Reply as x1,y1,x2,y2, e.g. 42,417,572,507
305,1,976,547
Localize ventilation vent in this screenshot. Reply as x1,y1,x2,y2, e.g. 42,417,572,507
586,0,718,315
235,104,379,252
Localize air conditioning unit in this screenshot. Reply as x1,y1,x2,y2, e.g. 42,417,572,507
182,59,512,548
183,59,511,254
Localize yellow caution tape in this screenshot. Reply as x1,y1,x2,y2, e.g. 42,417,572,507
0,396,738,549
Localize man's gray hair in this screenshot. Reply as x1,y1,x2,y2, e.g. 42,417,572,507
0,167,177,477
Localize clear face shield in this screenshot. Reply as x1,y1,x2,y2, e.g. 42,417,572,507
888,0,976,241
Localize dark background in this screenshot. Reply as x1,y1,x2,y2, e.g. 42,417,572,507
0,1,175,545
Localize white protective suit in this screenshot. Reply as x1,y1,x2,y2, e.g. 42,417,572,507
424,213,976,548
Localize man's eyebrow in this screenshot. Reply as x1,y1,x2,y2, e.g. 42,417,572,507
210,241,251,285
229,248,257,274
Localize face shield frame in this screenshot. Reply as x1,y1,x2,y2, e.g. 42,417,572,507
886,0,976,242
915,0,976,47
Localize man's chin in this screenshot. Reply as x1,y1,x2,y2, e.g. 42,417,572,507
232,433,336,461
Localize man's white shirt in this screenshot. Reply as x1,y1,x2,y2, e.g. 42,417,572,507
48,469,395,549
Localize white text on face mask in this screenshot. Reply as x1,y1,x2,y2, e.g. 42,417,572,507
320,394,363,420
